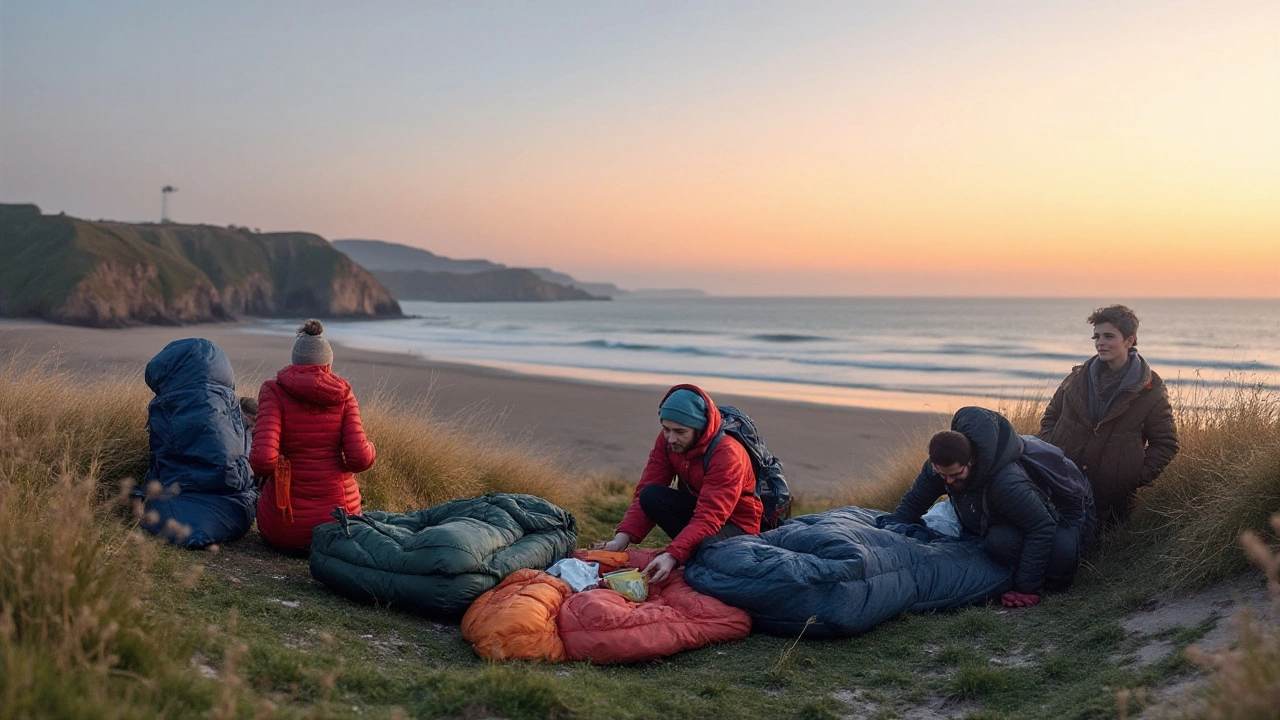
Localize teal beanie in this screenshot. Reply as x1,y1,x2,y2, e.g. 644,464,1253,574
659,389,708,430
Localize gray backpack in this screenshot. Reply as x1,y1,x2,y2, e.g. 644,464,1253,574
1017,435,1096,538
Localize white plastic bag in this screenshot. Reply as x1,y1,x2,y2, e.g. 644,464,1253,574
922,497,963,537
545,558,601,592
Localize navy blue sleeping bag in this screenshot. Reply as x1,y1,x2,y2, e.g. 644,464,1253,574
139,338,257,548
683,506,1012,638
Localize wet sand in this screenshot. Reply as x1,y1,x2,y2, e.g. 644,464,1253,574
0,319,944,496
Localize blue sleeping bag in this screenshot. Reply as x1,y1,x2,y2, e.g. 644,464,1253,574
683,506,1012,638
139,338,257,548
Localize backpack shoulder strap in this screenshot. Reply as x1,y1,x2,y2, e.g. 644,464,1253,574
701,428,727,473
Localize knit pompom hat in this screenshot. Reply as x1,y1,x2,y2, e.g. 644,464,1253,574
658,388,708,430
292,319,333,366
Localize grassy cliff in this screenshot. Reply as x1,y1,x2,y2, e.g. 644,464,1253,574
0,204,402,326
0,356,1276,718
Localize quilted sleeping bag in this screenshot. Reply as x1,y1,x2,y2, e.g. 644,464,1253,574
308,493,577,618
557,549,752,664
684,506,1013,638
139,338,257,548
462,549,750,664
462,569,573,662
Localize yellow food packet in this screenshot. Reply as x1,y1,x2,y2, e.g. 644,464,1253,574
602,568,649,602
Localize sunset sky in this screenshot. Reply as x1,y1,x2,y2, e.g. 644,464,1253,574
2,1,1276,296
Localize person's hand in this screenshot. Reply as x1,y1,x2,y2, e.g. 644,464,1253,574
1000,591,1041,608
641,552,679,584
590,532,631,552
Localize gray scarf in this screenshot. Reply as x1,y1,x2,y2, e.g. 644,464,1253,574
1086,348,1142,425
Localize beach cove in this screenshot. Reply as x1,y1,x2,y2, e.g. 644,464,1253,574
0,319,943,497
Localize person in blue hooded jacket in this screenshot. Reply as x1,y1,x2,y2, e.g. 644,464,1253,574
138,338,258,548
890,406,1080,609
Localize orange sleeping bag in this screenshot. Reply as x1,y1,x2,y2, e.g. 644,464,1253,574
557,549,752,664
461,569,573,662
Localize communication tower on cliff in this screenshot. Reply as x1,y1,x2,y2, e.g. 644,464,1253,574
161,185,178,223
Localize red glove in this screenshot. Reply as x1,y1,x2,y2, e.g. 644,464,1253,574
1001,591,1041,608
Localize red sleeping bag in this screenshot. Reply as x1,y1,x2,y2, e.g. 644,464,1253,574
557,549,752,664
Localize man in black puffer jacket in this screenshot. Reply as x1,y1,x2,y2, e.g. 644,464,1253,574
890,407,1080,609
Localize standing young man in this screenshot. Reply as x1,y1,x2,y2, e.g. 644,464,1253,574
593,384,762,583
1039,305,1179,526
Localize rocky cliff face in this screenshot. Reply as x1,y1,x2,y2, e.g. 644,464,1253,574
327,256,404,317
0,204,402,327
56,261,229,326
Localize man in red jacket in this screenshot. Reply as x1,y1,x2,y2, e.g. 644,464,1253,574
593,384,762,583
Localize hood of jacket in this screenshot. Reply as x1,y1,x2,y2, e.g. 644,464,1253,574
658,383,723,459
276,364,351,407
145,338,236,395
951,406,1025,490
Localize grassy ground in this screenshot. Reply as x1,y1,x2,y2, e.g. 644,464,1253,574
1,357,1277,719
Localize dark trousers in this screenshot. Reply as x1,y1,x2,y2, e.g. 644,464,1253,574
638,484,745,553
985,522,1081,592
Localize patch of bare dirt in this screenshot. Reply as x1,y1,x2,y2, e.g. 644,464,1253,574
1120,572,1274,717
1120,573,1270,667
834,688,980,720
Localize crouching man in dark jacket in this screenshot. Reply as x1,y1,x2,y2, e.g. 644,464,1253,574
890,406,1080,609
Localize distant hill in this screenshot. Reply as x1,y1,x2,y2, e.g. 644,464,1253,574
523,268,626,300
334,239,626,298
373,268,605,302
331,239,504,275
0,204,401,327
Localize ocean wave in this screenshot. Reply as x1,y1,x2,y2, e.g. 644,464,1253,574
498,360,1054,401
787,357,1061,380
1160,376,1280,391
573,339,728,357
898,345,1083,363
748,333,832,343
897,344,1280,373
574,339,661,351
1152,358,1280,373
634,327,715,336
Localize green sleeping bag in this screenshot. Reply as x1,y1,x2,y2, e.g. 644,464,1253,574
309,493,577,618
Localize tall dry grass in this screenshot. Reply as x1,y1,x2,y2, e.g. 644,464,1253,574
1134,380,1280,587
0,413,181,715
0,354,150,491
0,353,580,517
1182,513,1280,719
355,389,578,513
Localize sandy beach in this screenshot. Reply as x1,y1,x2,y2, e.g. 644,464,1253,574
0,319,943,496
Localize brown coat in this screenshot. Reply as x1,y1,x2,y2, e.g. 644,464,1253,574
1038,354,1178,524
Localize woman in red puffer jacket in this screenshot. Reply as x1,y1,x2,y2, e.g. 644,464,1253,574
250,320,376,552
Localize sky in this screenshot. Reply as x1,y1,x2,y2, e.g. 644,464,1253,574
2,1,1277,297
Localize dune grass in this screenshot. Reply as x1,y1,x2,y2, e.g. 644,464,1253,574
0,397,194,717
1131,380,1280,587
355,389,579,513
1181,514,1280,720
1,355,1277,719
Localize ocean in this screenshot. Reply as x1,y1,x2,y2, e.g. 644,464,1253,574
248,298,1280,413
